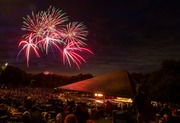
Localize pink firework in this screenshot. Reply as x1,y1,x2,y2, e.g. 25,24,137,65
63,41,93,69
22,12,42,33
61,22,88,45
21,11,45,43
41,6,68,40
18,6,94,68
36,33,63,54
38,6,68,52
22,6,68,45
44,6,68,31
17,33,40,67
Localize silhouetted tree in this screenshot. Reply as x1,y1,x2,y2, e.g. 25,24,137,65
147,59,180,103
0,65,93,88
0,65,28,86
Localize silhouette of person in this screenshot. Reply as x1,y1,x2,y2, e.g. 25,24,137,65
133,84,153,123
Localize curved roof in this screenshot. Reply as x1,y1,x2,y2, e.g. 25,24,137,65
58,69,136,98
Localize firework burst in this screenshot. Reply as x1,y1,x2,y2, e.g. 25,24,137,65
61,22,88,45
17,6,93,69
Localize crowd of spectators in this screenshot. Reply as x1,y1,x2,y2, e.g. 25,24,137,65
0,85,179,123
0,85,93,123
132,84,180,123
153,103,180,123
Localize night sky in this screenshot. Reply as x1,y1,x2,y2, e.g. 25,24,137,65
0,0,180,76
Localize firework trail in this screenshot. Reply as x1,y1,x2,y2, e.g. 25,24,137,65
36,33,63,54
17,6,93,68
17,33,40,67
63,41,93,69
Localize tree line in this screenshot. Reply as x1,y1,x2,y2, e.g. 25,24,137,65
0,65,93,88
131,59,180,104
